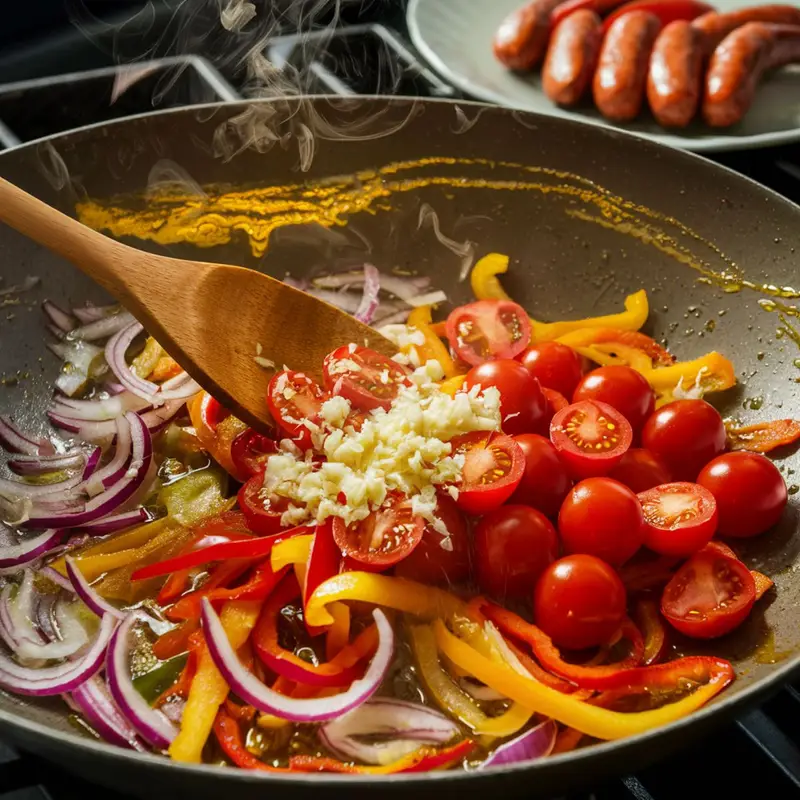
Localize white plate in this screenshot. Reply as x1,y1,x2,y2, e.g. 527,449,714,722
407,0,800,151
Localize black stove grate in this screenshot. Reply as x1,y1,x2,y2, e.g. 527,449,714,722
1,3,800,799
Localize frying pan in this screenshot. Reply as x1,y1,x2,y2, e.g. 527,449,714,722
1,96,799,799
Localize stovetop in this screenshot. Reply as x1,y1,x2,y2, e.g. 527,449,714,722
1,2,800,798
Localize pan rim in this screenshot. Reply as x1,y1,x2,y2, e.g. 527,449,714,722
1,95,799,786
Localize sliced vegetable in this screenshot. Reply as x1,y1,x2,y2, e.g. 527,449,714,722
230,428,278,481
479,719,557,769
550,400,632,478
266,370,328,449
638,482,717,556
406,305,459,379
238,474,289,536
470,253,513,302
323,345,411,412
445,300,531,365
556,328,674,368
725,418,800,453
602,0,714,33
634,599,668,666
450,431,525,515
644,351,735,407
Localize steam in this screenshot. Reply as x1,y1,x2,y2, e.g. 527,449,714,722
452,105,487,135
220,0,257,32
417,204,476,282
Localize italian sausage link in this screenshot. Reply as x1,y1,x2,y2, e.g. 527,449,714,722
593,11,662,121
703,22,800,127
494,0,569,71
542,9,604,106
692,5,800,51
647,20,704,127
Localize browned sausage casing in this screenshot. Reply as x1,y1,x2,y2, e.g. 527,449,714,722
494,0,569,71
647,20,704,128
593,11,662,121
703,22,800,127
692,4,800,52
542,9,603,106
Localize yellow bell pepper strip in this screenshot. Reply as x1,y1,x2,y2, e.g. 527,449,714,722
434,620,734,740
574,342,653,373
305,572,466,627
471,253,513,302
408,622,532,738
150,354,182,381
556,328,674,367
170,598,263,763
644,351,736,408
407,305,459,379
130,337,164,379
158,466,230,527
533,290,650,342
289,739,476,774
271,533,314,570
439,374,467,397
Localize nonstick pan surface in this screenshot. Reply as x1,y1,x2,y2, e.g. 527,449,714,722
0,97,799,798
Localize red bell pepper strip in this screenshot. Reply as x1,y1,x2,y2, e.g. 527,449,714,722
619,553,680,592
289,739,476,774
726,418,800,454
157,568,193,606
131,525,309,582
224,697,257,725
165,559,287,623
551,0,630,28
251,574,377,687
602,0,714,33
481,602,645,690
633,599,668,666
154,631,203,707
303,520,342,636
591,656,734,705
214,709,283,772
551,726,585,755
152,618,200,661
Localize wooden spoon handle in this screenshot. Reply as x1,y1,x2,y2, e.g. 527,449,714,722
0,176,145,302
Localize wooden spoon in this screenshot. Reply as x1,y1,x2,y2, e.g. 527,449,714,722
0,176,395,432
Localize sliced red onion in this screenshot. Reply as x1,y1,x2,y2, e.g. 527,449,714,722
306,288,363,314
0,610,116,695
75,508,150,536
42,300,76,333
70,675,145,751
0,416,55,456
65,556,125,620
26,413,152,529
202,599,393,722
14,598,90,661
314,271,431,292
39,566,75,592
0,577,43,649
106,612,178,749
372,308,412,327
105,322,159,402
35,592,60,641
78,416,131,495
49,401,184,443
72,303,119,325
8,451,86,476
479,719,557,769
0,527,63,569
69,311,135,342
354,263,381,325
403,290,448,308
320,698,461,765
82,447,102,479
51,392,150,421
156,372,201,402
0,473,83,501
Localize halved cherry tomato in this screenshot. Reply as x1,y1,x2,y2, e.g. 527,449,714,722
197,393,230,431
661,549,756,639
238,474,290,536
725,418,800,454
558,477,644,566
474,504,558,599
266,370,328,449
394,493,471,585
573,365,655,434
518,341,584,397
697,452,787,538
608,448,672,493
550,400,632,479
322,345,411,412
463,359,548,436
230,428,279,481
534,554,627,650
450,431,525,515
638,482,717,557
332,494,424,569
642,399,726,481
509,433,572,518
445,299,531,366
